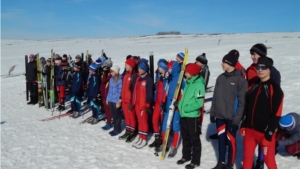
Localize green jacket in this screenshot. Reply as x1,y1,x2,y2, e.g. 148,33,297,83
178,75,206,118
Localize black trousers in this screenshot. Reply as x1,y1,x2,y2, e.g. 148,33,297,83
181,117,202,165
27,82,38,102
108,102,122,133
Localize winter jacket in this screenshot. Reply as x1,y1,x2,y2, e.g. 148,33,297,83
241,78,284,141
54,66,67,86
132,73,153,109
210,69,248,126
199,64,210,90
246,63,281,86
278,112,300,146
87,74,99,98
166,61,185,103
71,71,83,94
26,60,37,81
178,75,205,118
107,76,122,104
99,70,112,99
154,72,168,103
121,70,138,103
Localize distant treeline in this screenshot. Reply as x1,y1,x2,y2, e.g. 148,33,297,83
156,31,181,35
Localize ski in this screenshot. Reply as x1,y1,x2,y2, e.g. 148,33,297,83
160,48,189,160
49,50,55,114
79,115,93,124
36,53,43,107
25,55,29,101
40,112,72,121
149,52,154,81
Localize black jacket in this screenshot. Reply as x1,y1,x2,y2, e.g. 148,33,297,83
241,78,284,141
26,60,37,81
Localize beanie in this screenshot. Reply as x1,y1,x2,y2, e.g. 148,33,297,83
158,59,168,72
46,58,51,63
185,63,201,76
228,50,240,58
29,54,36,59
63,54,68,58
222,50,239,67
75,55,81,59
196,53,208,64
40,57,46,64
250,43,267,57
74,62,81,69
95,58,103,67
138,62,148,72
279,115,295,130
140,58,149,64
89,64,97,72
110,65,120,74
55,56,62,60
257,56,273,68
125,58,136,68
177,52,185,61
102,58,113,68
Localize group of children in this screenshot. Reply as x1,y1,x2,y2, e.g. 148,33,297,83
25,43,300,169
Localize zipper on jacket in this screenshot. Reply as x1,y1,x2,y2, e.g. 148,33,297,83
251,84,261,128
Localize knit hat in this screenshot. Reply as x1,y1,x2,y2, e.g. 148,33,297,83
222,50,239,67
168,60,174,70
140,58,149,64
55,56,62,60
185,63,201,76
177,52,185,61
40,57,46,64
89,64,97,72
279,115,295,130
228,49,240,58
46,58,51,62
110,65,120,74
29,54,36,59
158,59,168,72
257,56,273,68
250,43,267,57
102,58,113,68
63,54,68,58
75,55,81,59
74,62,81,69
125,58,136,68
95,58,104,67
196,53,207,64
138,62,148,72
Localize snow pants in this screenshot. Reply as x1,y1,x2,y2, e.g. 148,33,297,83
28,81,38,103
102,96,111,124
56,85,65,105
161,110,181,148
109,102,122,133
89,97,99,119
152,101,163,134
216,119,237,167
135,105,148,140
181,117,201,166
243,128,277,169
122,102,136,132
70,93,81,112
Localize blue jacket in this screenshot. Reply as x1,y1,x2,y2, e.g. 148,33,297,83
87,74,99,98
166,61,185,103
278,112,300,146
107,76,123,104
55,66,66,86
71,71,83,93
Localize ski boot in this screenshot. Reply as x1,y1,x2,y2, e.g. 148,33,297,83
167,147,177,158
254,160,264,169
185,163,199,169
126,132,137,143
135,139,147,149
119,130,130,140
212,162,226,169
177,158,191,165
149,134,162,148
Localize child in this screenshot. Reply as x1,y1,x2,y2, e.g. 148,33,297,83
149,59,169,148
177,63,205,169
87,64,100,124
106,65,123,136
119,58,138,142
210,50,247,169
70,62,83,118
54,56,67,110
131,62,153,149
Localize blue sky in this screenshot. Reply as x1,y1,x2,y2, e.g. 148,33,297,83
1,0,300,39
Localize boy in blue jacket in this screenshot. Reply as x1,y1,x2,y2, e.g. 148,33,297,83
87,64,100,124
70,62,84,118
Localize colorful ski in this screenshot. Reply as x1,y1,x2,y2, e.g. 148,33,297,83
160,48,189,160
36,53,43,107
79,116,93,124
40,112,72,121
49,49,55,113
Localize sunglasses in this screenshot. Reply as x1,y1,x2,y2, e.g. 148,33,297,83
256,65,268,70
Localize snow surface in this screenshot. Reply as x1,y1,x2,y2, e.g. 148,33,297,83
1,32,300,169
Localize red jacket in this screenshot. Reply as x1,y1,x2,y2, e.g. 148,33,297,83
99,71,111,98
121,70,138,103
132,73,153,109
235,61,246,78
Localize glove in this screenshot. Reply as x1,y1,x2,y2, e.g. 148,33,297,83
145,107,151,114
231,124,239,132
128,104,134,111
261,137,271,147
173,101,179,107
239,127,246,136
210,116,216,123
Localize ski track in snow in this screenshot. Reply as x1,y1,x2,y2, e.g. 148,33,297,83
1,32,300,169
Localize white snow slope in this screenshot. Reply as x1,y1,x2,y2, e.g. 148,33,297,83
1,32,300,169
